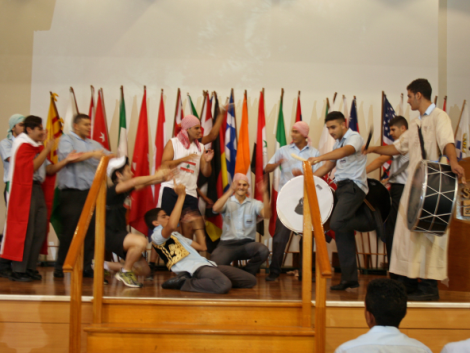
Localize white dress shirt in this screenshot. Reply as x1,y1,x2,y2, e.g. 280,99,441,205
441,338,470,353
335,326,432,353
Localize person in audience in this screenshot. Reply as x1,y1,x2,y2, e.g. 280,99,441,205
0,114,25,278
441,338,470,353
105,156,172,288
335,278,432,353
145,182,257,294
54,113,111,279
264,121,321,281
210,173,271,275
1,116,76,281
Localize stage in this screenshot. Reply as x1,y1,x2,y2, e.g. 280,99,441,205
0,267,470,352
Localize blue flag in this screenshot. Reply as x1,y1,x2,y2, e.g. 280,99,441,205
382,96,396,146
225,90,237,187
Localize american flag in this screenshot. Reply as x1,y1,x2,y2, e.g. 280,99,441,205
382,95,396,177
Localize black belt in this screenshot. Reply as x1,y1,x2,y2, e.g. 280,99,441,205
33,180,42,185
336,180,354,187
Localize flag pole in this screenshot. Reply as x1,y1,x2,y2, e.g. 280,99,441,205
443,95,447,111
231,88,238,144
173,88,181,137
70,87,79,113
434,96,438,105
454,100,467,139
380,91,385,179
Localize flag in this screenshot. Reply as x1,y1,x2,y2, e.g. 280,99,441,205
204,93,224,242
200,91,213,149
269,90,287,236
88,86,95,138
348,97,359,132
225,89,237,186
117,86,128,157
234,91,250,180
398,93,404,116
251,89,268,235
318,97,335,156
220,98,229,192
152,89,166,206
295,91,302,122
129,87,154,234
92,88,110,150
342,95,348,118
443,96,447,112
63,87,79,134
186,93,199,117
173,88,184,137
382,94,396,177
456,100,469,160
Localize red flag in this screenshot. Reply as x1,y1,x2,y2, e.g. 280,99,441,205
92,88,110,150
295,91,302,122
443,95,447,112
173,88,184,137
129,87,154,234
88,86,95,138
153,89,166,207
253,89,267,201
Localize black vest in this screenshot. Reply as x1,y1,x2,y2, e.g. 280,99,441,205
152,234,190,270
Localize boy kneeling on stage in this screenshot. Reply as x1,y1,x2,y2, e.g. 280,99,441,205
107,156,173,288
145,182,257,294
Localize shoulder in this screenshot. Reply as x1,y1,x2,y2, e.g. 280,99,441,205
307,146,320,156
151,225,165,245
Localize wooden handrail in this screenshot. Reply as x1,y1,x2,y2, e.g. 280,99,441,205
63,155,111,272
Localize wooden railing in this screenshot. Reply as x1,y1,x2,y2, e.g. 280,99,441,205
63,155,110,353
302,161,332,353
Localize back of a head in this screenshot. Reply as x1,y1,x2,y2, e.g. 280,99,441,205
145,208,161,230
325,111,346,124
407,79,432,101
389,115,408,130
365,278,407,328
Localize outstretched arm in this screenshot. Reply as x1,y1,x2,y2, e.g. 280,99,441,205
366,155,391,174
308,145,355,165
313,161,336,178
115,167,173,194
362,144,400,156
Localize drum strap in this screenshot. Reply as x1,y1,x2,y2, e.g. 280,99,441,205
417,126,427,160
388,160,409,180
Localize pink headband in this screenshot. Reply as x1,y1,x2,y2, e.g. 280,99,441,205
177,115,201,151
292,121,311,145
233,173,250,196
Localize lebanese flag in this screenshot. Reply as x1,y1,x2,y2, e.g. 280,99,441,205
129,87,154,234
295,91,302,122
153,89,166,207
92,88,110,150
88,86,95,138
173,88,184,137
1,134,42,261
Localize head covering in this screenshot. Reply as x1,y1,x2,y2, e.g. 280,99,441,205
232,173,250,196
177,115,201,151
7,114,25,139
292,121,311,145
107,156,127,179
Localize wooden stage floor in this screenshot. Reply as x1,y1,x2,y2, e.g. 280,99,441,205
1,266,470,303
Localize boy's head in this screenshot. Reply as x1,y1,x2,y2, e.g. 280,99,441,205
23,116,46,143
107,157,132,183
407,78,432,110
388,116,408,141
325,111,348,140
145,208,169,229
72,114,91,138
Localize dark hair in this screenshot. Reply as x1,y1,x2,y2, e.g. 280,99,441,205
145,208,162,230
407,79,432,101
23,115,43,134
325,111,346,124
111,157,129,184
365,279,407,327
73,113,91,125
389,115,408,130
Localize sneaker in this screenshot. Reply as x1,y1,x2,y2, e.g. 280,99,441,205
115,271,143,288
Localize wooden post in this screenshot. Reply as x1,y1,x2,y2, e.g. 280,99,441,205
315,252,327,353
69,244,84,353
93,178,107,324
301,180,312,328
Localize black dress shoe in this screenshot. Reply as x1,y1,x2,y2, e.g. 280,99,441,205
265,273,279,282
54,269,64,278
330,281,359,291
407,291,439,301
0,268,12,279
83,269,94,278
9,272,33,282
27,269,42,281
162,273,190,290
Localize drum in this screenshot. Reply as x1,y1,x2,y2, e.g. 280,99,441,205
276,176,334,233
407,160,458,234
365,178,392,223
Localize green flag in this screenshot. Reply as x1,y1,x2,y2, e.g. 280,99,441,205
117,86,127,157
186,93,199,118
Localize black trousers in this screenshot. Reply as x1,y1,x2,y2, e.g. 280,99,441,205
330,181,366,283
384,183,404,261
54,189,95,272
268,218,292,276
210,239,269,275
180,265,257,294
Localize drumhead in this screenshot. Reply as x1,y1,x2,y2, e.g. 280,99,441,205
407,160,427,230
276,176,334,233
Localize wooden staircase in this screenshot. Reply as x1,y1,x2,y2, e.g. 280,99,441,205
63,158,331,352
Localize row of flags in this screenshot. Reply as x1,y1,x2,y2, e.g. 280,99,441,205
43,87,458,241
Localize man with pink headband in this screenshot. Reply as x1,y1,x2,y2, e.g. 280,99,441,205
210,173,271,275
160,115,214,250
264,121,321,281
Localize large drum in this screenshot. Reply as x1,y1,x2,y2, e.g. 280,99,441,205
365,178,392,223
407,160,458,235
276,176,334,233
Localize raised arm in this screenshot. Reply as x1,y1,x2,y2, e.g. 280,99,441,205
366,155,391,174
200,104,229,145
200,149,213,177
161,182,186,238
33,139,55,171
258,181,272,219
213,181,237,213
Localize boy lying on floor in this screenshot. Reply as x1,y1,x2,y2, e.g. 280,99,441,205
144,181,257,294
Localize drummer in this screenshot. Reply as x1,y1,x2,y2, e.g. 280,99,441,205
264,121,321,282
365,116,409,263
210,173,271,275
309,111,377,291
364,78,465,301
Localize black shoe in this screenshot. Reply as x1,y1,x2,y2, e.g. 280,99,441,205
0,268,12,279
407,291,439,301
162,273,190,290
83,269,94,278
27,269,42,281
266,273,279,282
330,281,359,291
9,272,33,282
54,269,64,278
